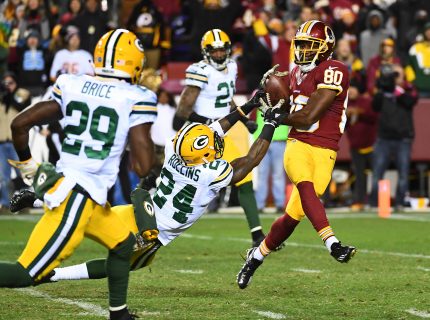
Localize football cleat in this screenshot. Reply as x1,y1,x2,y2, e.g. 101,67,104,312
330,242,356,263
10,189,37,213
236,247,263,289
110,308,139,320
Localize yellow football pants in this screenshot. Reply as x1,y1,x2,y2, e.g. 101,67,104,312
18,190,131,282
284,138,336,221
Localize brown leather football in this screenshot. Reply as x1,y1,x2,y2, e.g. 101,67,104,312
263,74,290,112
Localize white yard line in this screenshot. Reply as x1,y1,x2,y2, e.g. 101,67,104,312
182,234,430,259
174,269,204,274
15,288,108,318
405,309,430,318
0,241,25,245
291,268,321,274
253,310,287,319
417,266,430,272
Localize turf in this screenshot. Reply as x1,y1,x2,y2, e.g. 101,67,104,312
0,212,429,320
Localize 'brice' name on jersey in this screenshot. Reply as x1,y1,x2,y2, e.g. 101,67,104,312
81,81,115,99
167,154,201,182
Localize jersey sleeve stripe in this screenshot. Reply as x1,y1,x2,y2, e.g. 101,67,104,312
317,83,343,95
52,90,62,101
209,167,233,186
132,105,157,111
131,110,157,116
134,101,157,106
53,85,62,95
185,72,208,83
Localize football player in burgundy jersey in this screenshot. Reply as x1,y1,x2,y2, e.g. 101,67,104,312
237,20,356,289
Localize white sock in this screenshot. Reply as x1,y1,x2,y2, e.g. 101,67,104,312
50,263,90,281
33,199,44,208
253,247,265,261
325,236,339,252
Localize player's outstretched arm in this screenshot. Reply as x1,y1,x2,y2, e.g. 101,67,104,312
173,85,202,129
282,88,337,128
229,102,287,184
129,123,155,177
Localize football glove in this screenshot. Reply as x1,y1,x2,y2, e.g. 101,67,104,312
259,64,289,88
8,158,39,186
263,99,288,128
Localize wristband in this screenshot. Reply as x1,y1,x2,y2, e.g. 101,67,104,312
173,114,186,131
259,124,275,142
240,102,257,115
16,146,32,161
225,109,243,126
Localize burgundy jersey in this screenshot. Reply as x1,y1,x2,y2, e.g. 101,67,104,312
288,59,349,151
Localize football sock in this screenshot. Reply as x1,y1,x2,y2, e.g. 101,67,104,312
254,240,269,261
107,233,135,308
324,235,339,252
238,181,262,232
297,181,329,232
265,213,299,250
51,263,89,281
0,262,33,287
251,227,264,243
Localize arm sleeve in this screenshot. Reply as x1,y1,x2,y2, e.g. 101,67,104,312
129,88,158,128
315,62,349,96
184,63,208,89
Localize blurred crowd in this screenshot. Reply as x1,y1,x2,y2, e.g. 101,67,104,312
1,0,429,211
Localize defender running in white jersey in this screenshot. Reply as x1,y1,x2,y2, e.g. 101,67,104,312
12,67,288,283
173,28,266,248
2,29,156,320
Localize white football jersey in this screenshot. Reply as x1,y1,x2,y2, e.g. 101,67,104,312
185,59,237,120
155,137,233,245
50,74,157,206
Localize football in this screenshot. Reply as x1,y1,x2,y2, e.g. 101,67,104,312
263,74,290,112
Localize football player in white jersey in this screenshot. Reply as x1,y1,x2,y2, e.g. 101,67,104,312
10,68,287,285
173,28,266,248
1,29,156,320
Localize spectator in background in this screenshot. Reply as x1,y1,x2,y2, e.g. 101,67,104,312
49,25,93,82
335,38,366,92
369,64,418,211
16,29,48,97
0,72,31,211
0,24,9,80
345,83,378,211
0,0,24,24
58,0,83,25
127,0,170,70
359,9,393,68
187,0,242,61
366,38,401,95
150,88,177,177
241,11,273,92
18,0,51,43
405,22,430,98
71,0,108,53
253,108,289,213
403,10,428,63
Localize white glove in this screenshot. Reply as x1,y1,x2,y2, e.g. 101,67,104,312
8,158,39,186
258,93,287,116
259,64,289,88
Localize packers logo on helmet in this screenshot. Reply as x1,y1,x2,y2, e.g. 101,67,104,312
293,20,335,72
201,29,231,71
94,29,145,84
173,123,224,166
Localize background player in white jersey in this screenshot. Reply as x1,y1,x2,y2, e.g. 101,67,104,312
0,29,156,320
10,70,287,284
173,28,266,248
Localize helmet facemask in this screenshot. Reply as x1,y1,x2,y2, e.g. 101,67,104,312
293,37,328,72
203,43,231,71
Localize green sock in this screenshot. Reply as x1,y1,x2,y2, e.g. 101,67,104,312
86,259,108,279
0,262,33,287
238,181,262,231
106,233,135,308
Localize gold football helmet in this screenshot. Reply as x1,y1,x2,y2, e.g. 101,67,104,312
201,29,231,70
94,29,145,84
173,123,224,166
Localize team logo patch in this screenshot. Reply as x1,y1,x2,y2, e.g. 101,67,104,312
193,135,209,150
37,172,47,186
143,201,154,216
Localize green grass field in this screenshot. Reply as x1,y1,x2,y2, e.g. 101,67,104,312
0,212,429,320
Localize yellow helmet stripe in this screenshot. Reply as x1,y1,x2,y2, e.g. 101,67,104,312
104,29,127,69
175,123,200,158
302,21,313,34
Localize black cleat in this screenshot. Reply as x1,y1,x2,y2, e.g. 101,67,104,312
110,308,139,320
10,189,36,213
237,247,263,289
330,242,356,263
